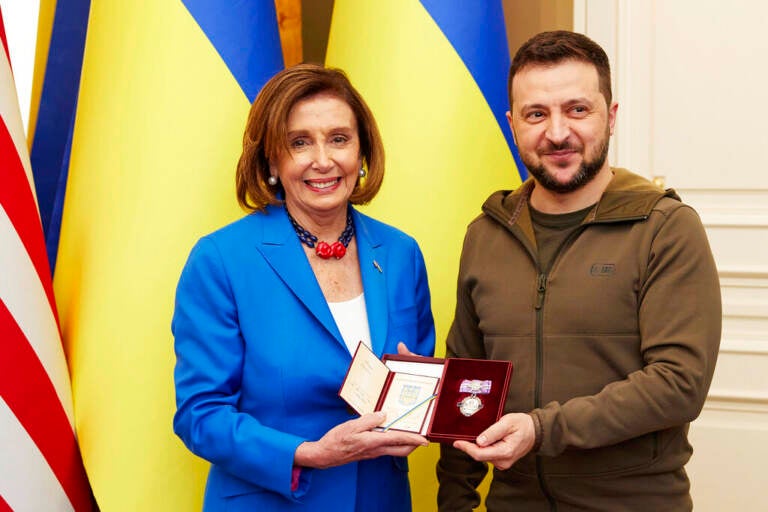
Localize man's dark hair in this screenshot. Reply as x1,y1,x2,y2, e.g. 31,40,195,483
508,30,612,107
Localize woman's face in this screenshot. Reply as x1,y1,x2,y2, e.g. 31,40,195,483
272,92,362,225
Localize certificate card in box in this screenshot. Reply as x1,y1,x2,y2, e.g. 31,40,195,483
338,343,443,435
338,343,513,442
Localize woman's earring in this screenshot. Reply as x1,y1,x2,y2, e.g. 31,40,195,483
267,175,279,186
358,168,366,178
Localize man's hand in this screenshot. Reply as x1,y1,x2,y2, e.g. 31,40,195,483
452,413,536,470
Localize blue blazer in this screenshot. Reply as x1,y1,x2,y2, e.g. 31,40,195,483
173,205,435,511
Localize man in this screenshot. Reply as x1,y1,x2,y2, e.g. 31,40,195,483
436,31,721,511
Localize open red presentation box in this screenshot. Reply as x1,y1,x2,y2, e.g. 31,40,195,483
338,343,513,443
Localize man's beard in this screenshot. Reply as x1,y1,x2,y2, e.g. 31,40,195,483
522,131,610,193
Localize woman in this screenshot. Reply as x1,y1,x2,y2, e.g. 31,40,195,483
172,64,435,511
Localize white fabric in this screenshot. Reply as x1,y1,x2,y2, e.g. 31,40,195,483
0,37,37,204
0,205,75,425
0,398,74,512
328,293,371,355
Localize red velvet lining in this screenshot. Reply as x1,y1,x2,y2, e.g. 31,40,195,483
428,358,512,442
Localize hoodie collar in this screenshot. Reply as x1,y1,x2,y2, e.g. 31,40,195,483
482,168,680,228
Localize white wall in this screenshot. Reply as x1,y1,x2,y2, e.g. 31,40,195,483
576,1,768,510
1,0,39,134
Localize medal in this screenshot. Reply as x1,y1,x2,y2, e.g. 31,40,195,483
458,394,484,416
457,379,492,417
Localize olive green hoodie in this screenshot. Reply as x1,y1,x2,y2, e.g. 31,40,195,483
438,168,721,512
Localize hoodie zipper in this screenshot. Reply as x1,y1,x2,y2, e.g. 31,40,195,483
532,224,590,512
487,212,559,510
534,272,557,511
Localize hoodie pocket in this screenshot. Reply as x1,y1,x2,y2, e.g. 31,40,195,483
545,431,659,477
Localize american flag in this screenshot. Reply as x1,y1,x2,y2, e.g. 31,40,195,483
0,7,92,511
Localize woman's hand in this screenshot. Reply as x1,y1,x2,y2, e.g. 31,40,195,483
294,412,429,469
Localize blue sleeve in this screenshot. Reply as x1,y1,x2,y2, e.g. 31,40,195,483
412,239,436,358
171,237,311,501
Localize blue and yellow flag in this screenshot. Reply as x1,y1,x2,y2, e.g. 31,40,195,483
28,0,90,272
326,1,523,509
50,2,282,509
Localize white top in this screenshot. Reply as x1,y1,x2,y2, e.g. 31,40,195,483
328,293,372,355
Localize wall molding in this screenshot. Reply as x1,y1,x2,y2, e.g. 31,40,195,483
707,390,768,404
704,391,768,415
719,268,768,281
718,338,768,355
676,189,768,228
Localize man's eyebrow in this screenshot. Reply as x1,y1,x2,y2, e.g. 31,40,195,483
562,97,594,107
517,102,547,111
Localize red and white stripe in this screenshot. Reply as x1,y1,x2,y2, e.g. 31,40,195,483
0,10,92,511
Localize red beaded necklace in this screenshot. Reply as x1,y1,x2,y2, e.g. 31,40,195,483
286,209,354,259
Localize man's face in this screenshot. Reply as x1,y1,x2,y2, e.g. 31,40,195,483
508,60,617,193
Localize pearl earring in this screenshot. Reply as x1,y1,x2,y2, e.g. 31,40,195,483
358,168,366,178
267,175,278,186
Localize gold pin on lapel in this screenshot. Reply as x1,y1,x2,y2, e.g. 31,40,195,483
373,260,383,273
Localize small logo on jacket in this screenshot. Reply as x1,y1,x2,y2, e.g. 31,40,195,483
590,263,615,276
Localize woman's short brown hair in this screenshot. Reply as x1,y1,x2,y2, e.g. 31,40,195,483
236,64,385,211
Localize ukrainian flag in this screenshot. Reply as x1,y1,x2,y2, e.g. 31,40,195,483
28,0,89,272
326,1,523,508
49,2,282,509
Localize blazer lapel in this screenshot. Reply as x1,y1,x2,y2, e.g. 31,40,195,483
254,206,344,345
354,210,389,357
